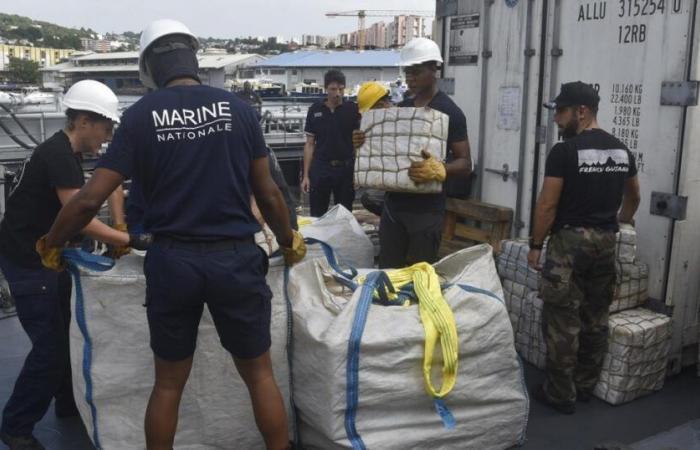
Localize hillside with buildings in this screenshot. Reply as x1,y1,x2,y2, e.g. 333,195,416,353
0,12,96,49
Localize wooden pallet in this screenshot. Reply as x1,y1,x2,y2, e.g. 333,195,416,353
440,198,514,255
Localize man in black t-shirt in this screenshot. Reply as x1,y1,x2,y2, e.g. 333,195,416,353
302,70,360,217
353,38,473,268
0,80,130,450
527,81,641,414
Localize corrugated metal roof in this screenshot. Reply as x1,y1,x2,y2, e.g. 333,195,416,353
257,50,400,68
198,53,264,69
74,51,139,61
60,65,139,73
39,61,74,72
62,51,262,70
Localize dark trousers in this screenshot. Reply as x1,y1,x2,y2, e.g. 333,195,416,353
540,227,616,405
378,202,444,269
0,254,75,437
309,160,355,217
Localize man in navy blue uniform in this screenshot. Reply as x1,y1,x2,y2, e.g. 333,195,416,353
39,19,305,450
301,70,360,217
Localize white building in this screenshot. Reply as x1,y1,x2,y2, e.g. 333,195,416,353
253,50,401,93
40,50,265,93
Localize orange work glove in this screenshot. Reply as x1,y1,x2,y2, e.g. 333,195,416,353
107,223,131,259
408,150,447,183
280,230,306,266
35,235,65,271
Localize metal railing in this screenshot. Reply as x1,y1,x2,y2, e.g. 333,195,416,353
0,103,310,155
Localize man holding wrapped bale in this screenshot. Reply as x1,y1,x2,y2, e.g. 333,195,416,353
527,81,641,414
353,37,472,268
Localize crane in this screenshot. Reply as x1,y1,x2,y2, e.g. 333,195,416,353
326,10,434,50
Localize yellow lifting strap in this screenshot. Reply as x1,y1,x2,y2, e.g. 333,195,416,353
358,262,459,399
297,216,314,227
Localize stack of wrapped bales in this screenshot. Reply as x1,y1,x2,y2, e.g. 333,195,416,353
497,225,671,405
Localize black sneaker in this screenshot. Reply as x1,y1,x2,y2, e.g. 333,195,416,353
532,384,575,414
0,431,45,450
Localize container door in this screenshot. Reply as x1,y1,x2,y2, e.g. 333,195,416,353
437,0,547,235
435,0,487,180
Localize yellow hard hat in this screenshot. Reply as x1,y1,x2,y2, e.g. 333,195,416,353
358,81,390,113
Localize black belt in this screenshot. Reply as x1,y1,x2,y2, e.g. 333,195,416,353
154,235,254,251
323,159,352,167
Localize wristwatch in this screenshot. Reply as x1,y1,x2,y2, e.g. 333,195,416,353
529,238,543,250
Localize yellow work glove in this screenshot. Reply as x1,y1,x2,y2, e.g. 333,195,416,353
107,223,131,259
408,150,447,184
352,129,366,149
35,235,65,272
280,230,306,266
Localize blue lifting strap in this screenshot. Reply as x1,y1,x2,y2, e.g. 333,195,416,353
281,238,359,448
62,248,115,449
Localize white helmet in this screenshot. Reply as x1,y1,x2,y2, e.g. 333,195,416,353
400,37,443,66
139,19,199,88
63,80,120,123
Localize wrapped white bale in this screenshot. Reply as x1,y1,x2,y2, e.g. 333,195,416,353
514,292,547,370
496,239,542,291
69,205,374,450
593,308,672,405
611,261,649,312
512,291,671,405
289,244,528,450
615,223,637,263
355,107,449,194
498,238,649,314
502,279,535,334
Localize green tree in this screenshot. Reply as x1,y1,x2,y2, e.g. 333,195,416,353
7,57,39,84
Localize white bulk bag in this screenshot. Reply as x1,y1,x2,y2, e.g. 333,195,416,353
67,205,373,450
355,107,449,194
289,244,529,450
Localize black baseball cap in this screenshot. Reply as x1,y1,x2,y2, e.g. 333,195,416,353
544,81,600,110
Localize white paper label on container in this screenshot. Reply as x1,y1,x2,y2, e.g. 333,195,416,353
449,14,480,66
497,86,521,131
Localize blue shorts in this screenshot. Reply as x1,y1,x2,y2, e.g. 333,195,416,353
143,237,272,361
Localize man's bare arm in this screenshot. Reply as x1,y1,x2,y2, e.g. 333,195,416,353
618,176,641,224
444,139,472,178
46,168,126,247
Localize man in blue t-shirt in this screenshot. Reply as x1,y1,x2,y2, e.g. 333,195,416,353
39,19,304,450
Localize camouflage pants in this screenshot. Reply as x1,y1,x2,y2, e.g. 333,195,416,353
541,226,616,405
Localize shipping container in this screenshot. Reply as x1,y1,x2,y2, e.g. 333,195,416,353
434,0,699,372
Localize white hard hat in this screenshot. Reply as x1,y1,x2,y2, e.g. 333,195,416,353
63,80,120,123
139,19,199,88
400,37,443,66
